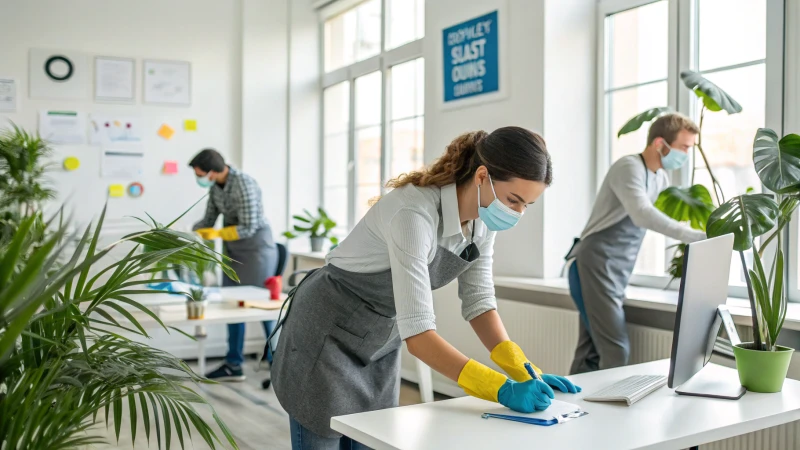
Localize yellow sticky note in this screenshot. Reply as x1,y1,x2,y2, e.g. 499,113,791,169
158,124,175,140
184,119,197,131
63,156,80,171
109,184,125,198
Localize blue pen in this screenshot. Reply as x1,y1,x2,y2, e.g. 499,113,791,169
524,362,540,381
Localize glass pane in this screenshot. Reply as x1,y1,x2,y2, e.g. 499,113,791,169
607,1,668,89
324,133,349,188
324,186,349,232
324,82,350,135
608,81,668,162
355,71,382,128
391,117,425,177
324,10,357,72
698,0,766,71
355,126,382,223
693,64,765,198
324,0,382,72
387,0,425,50
356,0,382,62
634,231,667,276
391,58,425,120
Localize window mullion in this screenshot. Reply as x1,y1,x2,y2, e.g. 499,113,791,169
348,77,357,231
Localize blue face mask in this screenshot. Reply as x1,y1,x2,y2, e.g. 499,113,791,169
196,175,215,188
478,175,523,232
660,144,688,170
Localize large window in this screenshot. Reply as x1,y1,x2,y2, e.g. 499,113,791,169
321,0,425,231
598,0,783,292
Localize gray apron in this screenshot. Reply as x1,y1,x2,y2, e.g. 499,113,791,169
272,238,479,438
222,226,277,287
569,155,649,374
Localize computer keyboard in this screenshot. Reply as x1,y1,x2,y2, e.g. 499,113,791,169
583,375,667,406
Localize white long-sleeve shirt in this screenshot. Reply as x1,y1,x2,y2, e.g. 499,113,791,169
326,183,497,340
581,155,706,243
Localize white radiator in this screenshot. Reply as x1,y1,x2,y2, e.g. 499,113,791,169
400,282,800,449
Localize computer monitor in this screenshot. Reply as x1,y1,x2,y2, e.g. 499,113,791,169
667,233,745,400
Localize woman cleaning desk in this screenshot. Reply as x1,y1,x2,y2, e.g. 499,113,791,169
271,127,581,449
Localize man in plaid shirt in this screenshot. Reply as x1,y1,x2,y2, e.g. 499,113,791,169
190,148,279,381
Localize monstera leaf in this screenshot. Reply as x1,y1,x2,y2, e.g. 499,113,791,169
617,107,672,137
680,70,742,114
706,194,779,251
655,185,715,231
753,128,800,193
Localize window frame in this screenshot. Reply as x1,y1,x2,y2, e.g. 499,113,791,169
319,0,424,231
596,0,785,297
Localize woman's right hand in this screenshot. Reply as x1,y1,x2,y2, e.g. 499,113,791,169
457,359,554,413
497,378,554,413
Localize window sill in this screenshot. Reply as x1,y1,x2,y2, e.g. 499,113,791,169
494,276,800,332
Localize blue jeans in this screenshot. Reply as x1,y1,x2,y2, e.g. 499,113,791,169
225,321,275,366
289,417,371,450
568,261,590,332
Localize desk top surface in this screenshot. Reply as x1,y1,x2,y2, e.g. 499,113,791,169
331,360,800,450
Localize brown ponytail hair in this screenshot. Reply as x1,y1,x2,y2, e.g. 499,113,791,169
386,126,552,190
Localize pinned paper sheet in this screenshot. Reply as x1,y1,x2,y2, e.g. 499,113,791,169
163,160,179,174
109,184,125,198
158,124,175,140
63,156,80,171
184,119,197,131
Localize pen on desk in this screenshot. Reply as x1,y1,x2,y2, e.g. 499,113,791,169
524,362,540,381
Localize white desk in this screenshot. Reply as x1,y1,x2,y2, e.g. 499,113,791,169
332,360,800,450
116,286,281,375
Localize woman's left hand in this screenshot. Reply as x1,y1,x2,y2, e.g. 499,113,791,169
541,374,582,394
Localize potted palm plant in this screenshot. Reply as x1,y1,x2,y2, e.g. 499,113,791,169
283,207,339,252
706,128,800,393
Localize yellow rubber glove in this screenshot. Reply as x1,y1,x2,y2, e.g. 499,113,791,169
196,228,220,240
219,226,239,241
457,359,508,402
490,340,542,382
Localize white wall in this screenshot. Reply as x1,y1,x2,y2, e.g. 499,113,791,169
0,0,243,229
541,0,596,277
424,0,548,277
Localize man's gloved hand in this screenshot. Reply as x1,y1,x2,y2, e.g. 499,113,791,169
195,228,220,240
196,226,239,241
491,340,581,393
457,359,553,413
218,226,239,241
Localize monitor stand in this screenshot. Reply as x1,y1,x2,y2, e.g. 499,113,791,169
675,363,745,400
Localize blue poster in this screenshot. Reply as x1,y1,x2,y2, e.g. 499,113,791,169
442,10,499,103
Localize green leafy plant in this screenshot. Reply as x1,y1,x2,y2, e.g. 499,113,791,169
283,207,339,245
707,128,800,352
617,70,742,282
0,201,240,449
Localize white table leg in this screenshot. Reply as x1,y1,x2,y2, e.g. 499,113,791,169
196,325,207,376
416,358,434,403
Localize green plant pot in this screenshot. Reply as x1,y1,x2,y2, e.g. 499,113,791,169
733,343,794,393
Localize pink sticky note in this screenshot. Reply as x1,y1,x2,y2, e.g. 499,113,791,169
163,161,178,174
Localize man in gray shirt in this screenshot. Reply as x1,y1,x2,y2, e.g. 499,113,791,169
568,113,706,373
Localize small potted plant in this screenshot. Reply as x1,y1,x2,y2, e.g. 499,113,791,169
283,207,339,252
706,128,800,393
186,286,208,320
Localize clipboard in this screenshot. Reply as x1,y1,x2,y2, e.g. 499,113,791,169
482,410,588,426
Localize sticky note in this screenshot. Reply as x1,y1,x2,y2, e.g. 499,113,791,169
63,156,80,171
109,184,125,198
158,124,175,140
184,119,197,131
128,182,144,197
163,160,178,174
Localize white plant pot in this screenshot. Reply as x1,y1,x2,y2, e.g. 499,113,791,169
186,299,208,320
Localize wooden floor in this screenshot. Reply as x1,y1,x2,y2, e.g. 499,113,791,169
95,358,449,449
